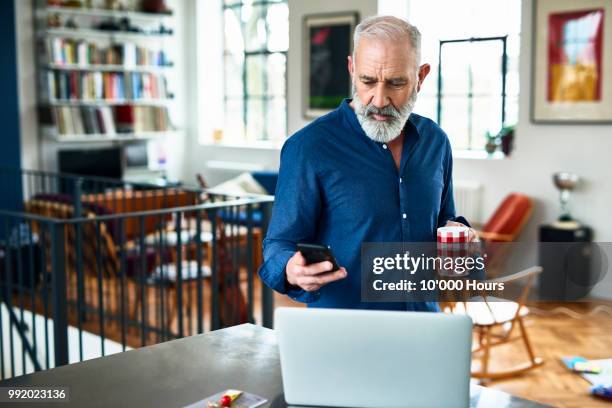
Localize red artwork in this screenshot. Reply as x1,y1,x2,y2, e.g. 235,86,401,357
547,9,605,102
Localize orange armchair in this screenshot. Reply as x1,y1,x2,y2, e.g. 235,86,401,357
477,193,533,242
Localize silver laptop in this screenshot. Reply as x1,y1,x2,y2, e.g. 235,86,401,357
275,307,472,408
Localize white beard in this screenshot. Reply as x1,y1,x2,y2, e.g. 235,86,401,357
353,88,417,143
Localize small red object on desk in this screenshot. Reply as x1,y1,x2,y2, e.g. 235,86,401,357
219,394,232,407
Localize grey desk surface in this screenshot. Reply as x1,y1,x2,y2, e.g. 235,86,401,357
0,324,551,407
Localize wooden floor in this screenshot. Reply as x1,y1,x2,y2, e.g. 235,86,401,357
479,302,612,408
275,296,612,408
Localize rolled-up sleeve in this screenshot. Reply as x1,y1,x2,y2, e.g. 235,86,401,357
258,137,322,303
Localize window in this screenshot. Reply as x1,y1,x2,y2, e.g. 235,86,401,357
222,0,289,143
437,36,508,151
408,0,521,153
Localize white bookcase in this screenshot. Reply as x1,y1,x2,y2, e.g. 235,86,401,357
34,0,180,145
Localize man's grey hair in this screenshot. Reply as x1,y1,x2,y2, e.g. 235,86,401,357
353,15,421,65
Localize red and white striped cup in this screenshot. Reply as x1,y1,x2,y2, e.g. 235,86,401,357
437,226,470,276
437,226,470,243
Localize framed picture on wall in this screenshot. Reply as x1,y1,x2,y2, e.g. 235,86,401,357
303,12,359,119
532,0,612,123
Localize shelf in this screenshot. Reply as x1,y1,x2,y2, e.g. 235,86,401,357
45,63,173,73
41,27,173,41
41,6,173,21
46,130,179,143
46,99,174,107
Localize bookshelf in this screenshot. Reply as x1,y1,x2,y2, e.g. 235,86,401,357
46,63,171,73
35,0,179,144
46,99,173,106
40,5,173,21
42,27,173,41
44,130,178,143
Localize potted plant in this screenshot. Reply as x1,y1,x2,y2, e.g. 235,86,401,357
484,131,498,155
499,125,515,156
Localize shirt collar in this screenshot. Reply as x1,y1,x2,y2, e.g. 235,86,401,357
339,98,421,143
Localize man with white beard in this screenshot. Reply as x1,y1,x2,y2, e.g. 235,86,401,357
258,15,475,311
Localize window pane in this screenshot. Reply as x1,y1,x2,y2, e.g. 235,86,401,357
440,45,470,95
243,5,267,52
246,54,265,96
246,100,264,140
413,95,437,121
224,98,244,141
469,42,504,96
440,96,469,150
505,95,519,127
471,96,503,147
266,97,286,140
440,40,504,97
224,55,244,98
267,3,289,52
224,8,244,56
246,99,266,140
506,56,520,96
441,95,503,150
267,53,286,96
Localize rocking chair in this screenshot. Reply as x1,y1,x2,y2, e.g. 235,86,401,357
444,266,544,382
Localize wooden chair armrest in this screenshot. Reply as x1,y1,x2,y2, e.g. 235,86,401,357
476,230,515,242
488,266,543,284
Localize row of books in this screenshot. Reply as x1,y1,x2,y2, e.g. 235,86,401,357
54,106,172,136
46,38,172,67
47,71,170,101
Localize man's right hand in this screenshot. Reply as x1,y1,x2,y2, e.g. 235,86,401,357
286,251,348,292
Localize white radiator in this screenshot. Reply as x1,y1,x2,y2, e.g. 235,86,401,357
453,180,483,224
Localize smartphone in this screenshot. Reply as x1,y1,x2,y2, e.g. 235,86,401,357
297,243,340,271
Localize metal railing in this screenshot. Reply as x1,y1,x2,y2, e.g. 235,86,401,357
0,168,274,378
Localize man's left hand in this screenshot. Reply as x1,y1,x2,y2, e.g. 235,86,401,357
444,220,480,242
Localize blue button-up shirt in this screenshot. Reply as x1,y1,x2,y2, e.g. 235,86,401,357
259,99,458,312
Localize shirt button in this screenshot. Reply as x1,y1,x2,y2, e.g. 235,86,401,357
402,213,407,219
399,177,403,183
382,144,388,149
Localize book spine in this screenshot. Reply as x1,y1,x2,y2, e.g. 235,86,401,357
81,107,92,135
58,72,67,100
77,41,87,66
90,107,101,134
47,71,56,100
96,108,106,134
104,107,116,134
55,107,65,135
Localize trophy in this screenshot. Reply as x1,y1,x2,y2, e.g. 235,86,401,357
553,172,579,224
